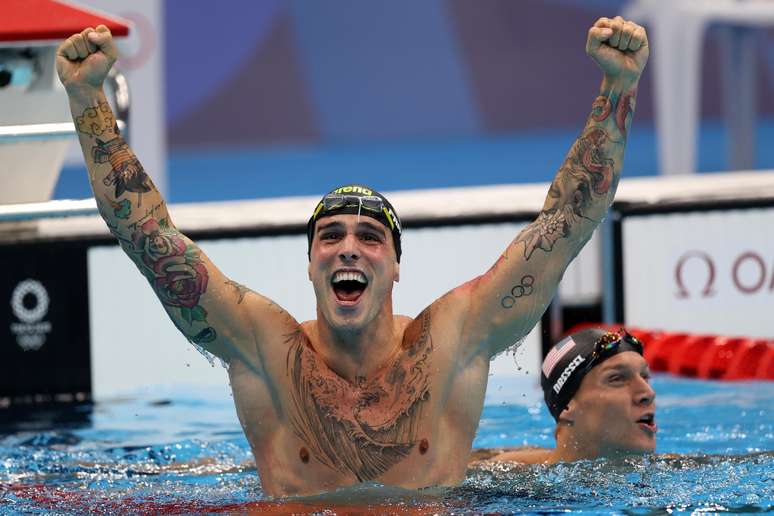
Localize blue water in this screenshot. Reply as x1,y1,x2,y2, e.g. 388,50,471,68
0,377,771,514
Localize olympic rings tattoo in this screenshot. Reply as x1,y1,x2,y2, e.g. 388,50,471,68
500,275,535,309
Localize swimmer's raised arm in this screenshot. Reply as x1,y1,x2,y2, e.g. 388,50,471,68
56,26,291,370
448,18,649,360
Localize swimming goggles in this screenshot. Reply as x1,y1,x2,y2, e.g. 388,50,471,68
583,329,644,373
322,194,384,213
312,193,399,231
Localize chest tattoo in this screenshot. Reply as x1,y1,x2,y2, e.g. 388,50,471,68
285,311,433,481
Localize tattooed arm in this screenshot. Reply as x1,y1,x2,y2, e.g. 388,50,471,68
451,17,649,359
56,26,285,369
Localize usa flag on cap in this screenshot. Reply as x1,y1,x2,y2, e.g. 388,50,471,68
542,336,577,378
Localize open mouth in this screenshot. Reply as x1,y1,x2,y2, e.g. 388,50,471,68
636,413,657,433
331,270,368,304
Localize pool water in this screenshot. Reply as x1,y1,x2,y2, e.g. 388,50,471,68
0,377,771,514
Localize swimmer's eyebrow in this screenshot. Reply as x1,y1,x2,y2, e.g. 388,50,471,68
599,362,651,376
598,363,633,374
357,220,386,236
316,220,385,236
317,221,343,233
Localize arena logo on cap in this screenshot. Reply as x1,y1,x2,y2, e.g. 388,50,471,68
553,355,585,394
333,186,372,196
9,279,52,351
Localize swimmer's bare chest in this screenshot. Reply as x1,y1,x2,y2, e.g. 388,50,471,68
227,311,489,497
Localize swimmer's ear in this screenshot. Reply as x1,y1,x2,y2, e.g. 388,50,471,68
394,262,400,283
558,401,576,425
307,261,312,282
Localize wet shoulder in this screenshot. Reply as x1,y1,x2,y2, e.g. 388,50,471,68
490,447,554,465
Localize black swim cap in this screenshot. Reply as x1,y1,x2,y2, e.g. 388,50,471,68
306,184,403,262
541,328,644,421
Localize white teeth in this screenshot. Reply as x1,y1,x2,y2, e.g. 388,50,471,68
332,271,367,284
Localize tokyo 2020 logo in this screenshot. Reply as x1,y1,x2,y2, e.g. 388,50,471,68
9,279,52,351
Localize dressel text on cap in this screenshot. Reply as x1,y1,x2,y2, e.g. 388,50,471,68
553,355,585,394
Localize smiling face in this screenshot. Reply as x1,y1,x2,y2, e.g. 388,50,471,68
562,351,656,457
308,214,400,333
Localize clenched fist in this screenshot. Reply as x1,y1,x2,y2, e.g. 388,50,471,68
56,25,118,96
586,17,649,89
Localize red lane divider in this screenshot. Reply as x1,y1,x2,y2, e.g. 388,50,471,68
649,333,690,373
697,337,747,380
670,335,716,378
562,324,773,381
725,339,771,380
756,346,774,380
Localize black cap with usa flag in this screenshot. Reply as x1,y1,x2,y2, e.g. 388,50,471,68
541,328,644,420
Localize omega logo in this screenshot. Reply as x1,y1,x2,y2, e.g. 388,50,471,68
675,251,716,298
675,250,774,298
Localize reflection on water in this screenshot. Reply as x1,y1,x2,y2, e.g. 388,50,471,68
461,453,774,514
0,377,771,514
1,451,771,514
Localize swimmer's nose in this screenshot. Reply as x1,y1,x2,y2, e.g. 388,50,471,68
635,378,656,406
338,234,360,262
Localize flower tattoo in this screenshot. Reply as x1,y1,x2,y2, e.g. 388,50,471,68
132,219,209,322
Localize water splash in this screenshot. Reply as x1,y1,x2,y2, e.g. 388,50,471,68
0,377,770,514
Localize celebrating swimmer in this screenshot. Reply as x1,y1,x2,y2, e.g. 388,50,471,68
56,16,649,496
474,328,656,464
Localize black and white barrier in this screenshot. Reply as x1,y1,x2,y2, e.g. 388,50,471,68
6,171,774,408
606,171,774,339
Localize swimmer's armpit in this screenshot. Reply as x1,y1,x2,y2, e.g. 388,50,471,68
225,280,254,304
114,216,279,370
225,280,297,333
